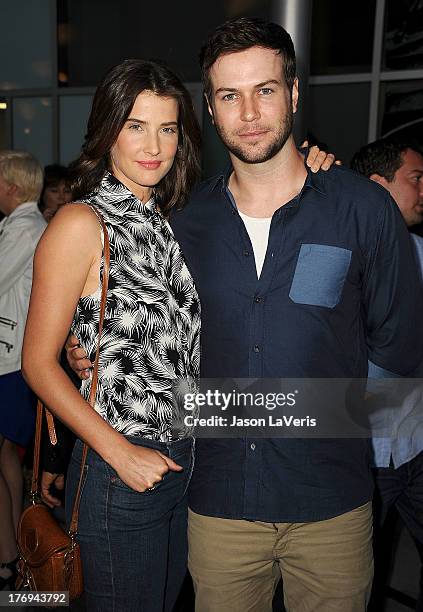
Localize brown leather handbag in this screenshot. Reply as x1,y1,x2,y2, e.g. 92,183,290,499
16,209,110,600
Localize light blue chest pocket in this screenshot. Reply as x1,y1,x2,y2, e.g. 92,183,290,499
289,244,352,309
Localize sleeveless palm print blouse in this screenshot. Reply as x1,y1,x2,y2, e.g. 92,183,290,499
71,173,200,441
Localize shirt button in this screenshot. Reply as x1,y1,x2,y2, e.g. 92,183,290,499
243,250,250,257
254,296,262,303
253,345,260,353
250,443,256,451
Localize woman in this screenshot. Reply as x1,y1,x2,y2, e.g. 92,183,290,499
22,59,201,611
38,164,72,222
0,151,46,590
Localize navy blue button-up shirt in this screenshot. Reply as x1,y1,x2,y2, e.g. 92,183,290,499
170,164,423,522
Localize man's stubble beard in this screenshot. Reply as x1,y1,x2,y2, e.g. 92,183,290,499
214,106,294,164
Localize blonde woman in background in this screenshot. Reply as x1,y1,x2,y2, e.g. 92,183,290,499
0,151,46,589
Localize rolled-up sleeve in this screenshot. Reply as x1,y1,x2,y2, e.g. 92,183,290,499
363,194,423,375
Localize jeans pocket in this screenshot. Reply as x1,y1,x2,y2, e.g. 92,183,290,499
289,244,352,308
105,463,165,495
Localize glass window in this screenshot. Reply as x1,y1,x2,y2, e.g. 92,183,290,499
0,0,54,89
382,0,423,70
59,95,93,165
12,98,53,167
57,0,228,87
311,0,376,75
0,99,9,150
383,120,423,154
307,83,371,165
378,79,423,137
0,98,7,221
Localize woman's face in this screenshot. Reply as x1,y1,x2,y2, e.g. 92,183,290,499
42,181,72,220
110,90,179,202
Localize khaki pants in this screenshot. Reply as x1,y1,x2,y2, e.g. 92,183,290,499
188,503,373,612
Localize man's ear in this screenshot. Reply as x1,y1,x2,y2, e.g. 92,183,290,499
292,77,299,114
370,173,390,188
205,93,214,124
6,182,18,198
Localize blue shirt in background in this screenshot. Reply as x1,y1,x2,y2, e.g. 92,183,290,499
370,233,423,469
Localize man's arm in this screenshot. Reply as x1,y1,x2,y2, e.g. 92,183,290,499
363,193,423,375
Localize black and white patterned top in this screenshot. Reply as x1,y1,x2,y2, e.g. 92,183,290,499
71,173,200,441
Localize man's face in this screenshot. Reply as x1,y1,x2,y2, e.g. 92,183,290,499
387,149,423,227
207,46,298,164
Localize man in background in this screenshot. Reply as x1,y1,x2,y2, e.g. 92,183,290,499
352,139,423,611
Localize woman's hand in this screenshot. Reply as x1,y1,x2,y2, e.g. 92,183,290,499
301,140,341,173
112,442,183,492
65,335,183,492
41,471,65,508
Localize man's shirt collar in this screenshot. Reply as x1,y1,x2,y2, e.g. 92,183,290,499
217,158,327,212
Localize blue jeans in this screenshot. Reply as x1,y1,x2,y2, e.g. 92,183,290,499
65,436,195,612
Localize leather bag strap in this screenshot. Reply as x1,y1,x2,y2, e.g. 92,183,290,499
30,400,44,500
45,408,57,444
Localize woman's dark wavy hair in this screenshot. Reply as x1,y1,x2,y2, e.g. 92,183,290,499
69,59,201,214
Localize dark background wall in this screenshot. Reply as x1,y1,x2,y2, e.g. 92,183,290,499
0,0,422,178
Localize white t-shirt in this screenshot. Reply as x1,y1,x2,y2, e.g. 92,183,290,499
239,211,272,278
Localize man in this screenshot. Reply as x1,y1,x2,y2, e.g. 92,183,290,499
67,18,423,612
171,19,423,612
351,139,423,612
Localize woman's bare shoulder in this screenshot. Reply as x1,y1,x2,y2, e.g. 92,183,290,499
54,202,99,223
36,202,102,259
46,202,101,238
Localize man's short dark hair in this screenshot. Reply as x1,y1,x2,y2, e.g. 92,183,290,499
199,17,296,101
351,138,423,182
